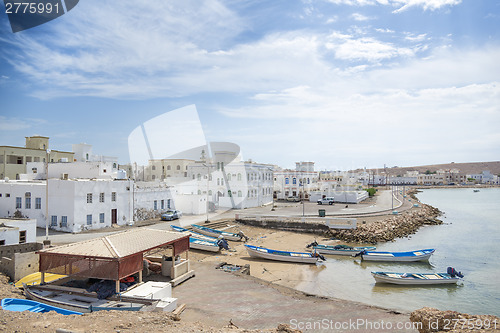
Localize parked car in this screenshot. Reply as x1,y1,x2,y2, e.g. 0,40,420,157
317,197,334,205
286,196,301,202
161,210,182,221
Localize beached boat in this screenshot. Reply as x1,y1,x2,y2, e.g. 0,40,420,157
245,245,325,264
191,224,247,241
371,267,464,285
23,283,153,313
306,241,376,256
15,272,67,288
170,225,217,241
1,298,82,315
356,249,435,262
169,225,220,252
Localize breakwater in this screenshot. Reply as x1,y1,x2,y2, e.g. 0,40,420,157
328,203,442,244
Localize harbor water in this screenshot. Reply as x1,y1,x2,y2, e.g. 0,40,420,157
297,188,500,316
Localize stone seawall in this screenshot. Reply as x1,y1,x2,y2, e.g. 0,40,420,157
328,199,441,244
236,218,330,234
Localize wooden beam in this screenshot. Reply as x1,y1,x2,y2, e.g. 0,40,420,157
115,280,120,294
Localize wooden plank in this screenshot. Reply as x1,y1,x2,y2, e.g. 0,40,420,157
172,303,186,316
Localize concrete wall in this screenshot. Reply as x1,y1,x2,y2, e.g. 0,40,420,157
0,242,43,281
0,218,37,245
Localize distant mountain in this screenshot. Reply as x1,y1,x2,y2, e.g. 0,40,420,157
352,161,500,176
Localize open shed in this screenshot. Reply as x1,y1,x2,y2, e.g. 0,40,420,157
37,228,190,292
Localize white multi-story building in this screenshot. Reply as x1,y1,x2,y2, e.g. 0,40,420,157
274,162,319,200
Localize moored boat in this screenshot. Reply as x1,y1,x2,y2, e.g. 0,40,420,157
192,224,248,241
371,267,464,285
1,298,82,315
306,241,376,256
245,245,325,264
357,249,435,262
189,237,220,252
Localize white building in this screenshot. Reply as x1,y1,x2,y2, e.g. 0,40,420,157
274,162,319,200
72,143,118,164
0,218,37,245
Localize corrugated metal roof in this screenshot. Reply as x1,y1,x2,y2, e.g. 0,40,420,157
38,228,187,259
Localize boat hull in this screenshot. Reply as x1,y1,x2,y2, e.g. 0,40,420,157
361,249,435,262
1,298,82,315
371,272,460,285
189,238,220,252
14,272,67,288
192,224,241,241
245,245,318,264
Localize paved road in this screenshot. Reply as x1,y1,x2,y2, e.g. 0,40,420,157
37,189,413,244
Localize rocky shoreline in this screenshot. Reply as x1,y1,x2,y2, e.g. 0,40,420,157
328,190,442,244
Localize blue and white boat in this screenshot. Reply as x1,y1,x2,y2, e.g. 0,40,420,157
245,245,325,264
372,267,463,285
1,298,82,315
169,225,220,252
170,225,217,241
306,241,376,256
192,224,247,241
357,249,435,262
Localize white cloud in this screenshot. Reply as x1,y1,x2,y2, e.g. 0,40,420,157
326,36,416,61
351,13,371,21
325,0,462,12
0,117,46,131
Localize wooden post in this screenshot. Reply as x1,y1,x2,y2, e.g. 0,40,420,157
115,280,120,294
41,272,45,285
138,270,143,283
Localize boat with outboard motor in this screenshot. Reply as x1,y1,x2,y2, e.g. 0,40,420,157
192,224,248,241
355,249,435,262
371,267,464,285
245,244,326,264
306,241,376,256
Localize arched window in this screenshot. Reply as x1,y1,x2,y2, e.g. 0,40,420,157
227,174,231,181
238,191,242,197
237,173,242,181
209,190,212,195
192,174,195,179
228,190,232,197
152,166,156,171
198,190,201,195
197,174,201,181
285,177,289,185
176,165,180,170
217,178,220,185
167,165,171,170
293,178,297,184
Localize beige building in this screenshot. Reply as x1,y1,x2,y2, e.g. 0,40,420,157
0,136,74,180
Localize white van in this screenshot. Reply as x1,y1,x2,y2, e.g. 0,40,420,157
317,197,334,205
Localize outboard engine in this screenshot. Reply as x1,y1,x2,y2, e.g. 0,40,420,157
237,231,249,242
354,250,366,257
447,267,464,278
313,251,326,261
217,237,229,250
306,241,318,248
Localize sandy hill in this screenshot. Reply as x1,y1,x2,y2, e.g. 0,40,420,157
353,161,500,176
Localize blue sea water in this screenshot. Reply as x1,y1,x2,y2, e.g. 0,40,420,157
297,188,500,316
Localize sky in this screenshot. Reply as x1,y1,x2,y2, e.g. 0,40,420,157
0,0,499,171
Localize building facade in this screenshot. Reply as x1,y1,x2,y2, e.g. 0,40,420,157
0,136,74,180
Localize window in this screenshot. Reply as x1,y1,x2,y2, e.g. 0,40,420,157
228,190,232,197
152,165,156,170
61,216,68,227
238,191,242,197
25,198,31,209
87,193,92,203
154,200,157,210
293,178,297,185
285,178,289,185
217,178,220,185
99,193,105,203
87,215,92,225
99,213,105,223
221,178,224,185
6,193,10,197
16,197,22,209
198,190,202,195
111,192,116,202
208,190,212,196
237,173,242,181
19,230,26,244
176,165,180,170
167,165,171,170
167,199,171,209
51,216,57,226
227,174,231,181
0,240,4,246
197,174,201,181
